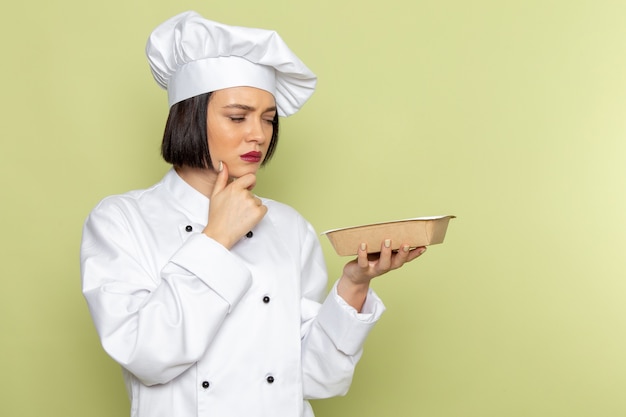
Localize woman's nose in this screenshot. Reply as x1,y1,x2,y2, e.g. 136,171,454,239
246,119,268,143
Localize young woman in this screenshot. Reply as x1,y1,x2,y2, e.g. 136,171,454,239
81,11,426,417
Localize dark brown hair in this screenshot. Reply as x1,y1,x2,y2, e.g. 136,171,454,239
161,92,280,169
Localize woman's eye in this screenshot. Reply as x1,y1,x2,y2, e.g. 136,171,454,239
229,116,245,122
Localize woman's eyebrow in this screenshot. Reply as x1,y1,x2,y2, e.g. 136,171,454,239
222,103,277,113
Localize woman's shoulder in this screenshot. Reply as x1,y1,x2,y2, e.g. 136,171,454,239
260,198,322,255
261,198,312,229
87,180,166,220
261,198,304,218
261,198,298,215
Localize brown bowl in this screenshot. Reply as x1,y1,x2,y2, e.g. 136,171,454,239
323,215,455,256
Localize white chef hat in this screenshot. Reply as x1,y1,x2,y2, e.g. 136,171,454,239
145,11,317,117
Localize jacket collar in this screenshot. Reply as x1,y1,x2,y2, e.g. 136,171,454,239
162,168,210,225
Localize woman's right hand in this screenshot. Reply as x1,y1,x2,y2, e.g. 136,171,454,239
202,162,267,249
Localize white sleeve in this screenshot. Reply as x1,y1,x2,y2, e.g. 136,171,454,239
80,202,251,386
298,222,385,399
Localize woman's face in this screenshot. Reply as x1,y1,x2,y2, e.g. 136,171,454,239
206,86,276,178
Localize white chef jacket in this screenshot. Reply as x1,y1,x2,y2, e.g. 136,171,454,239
80,168,385,417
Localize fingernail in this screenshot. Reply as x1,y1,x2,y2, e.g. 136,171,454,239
403,245,410,252
218,161,223,172
384,239,391,248
360,243,366,251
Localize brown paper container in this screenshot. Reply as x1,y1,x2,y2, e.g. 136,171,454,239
323,215,455,256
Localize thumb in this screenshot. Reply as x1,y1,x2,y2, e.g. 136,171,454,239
211,160,229,198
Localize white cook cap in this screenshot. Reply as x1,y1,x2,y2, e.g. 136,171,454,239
145,11,317,117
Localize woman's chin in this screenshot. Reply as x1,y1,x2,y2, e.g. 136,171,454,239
229,165,260,178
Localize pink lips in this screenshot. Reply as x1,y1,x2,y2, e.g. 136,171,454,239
240,151,263,163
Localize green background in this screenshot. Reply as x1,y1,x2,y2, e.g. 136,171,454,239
2,0,626,416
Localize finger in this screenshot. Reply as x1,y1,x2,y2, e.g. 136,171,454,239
259,204,269,217
406,246,427,262
377,239,393,271
357,243,369,268
247,193,264,209
397,246,427,266
390,243,412,269
211,161,229,198
231,173,257,191
389,246,426,270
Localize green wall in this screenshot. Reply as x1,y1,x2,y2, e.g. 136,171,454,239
3,1,626,416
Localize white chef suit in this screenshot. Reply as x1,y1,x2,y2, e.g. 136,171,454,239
81,168,385,417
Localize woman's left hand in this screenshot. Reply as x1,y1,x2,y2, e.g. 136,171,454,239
337,240,427,311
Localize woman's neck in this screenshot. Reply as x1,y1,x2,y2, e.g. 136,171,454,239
174,165,218,198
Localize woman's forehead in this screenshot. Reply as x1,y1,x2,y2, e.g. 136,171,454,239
210,87,277,110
